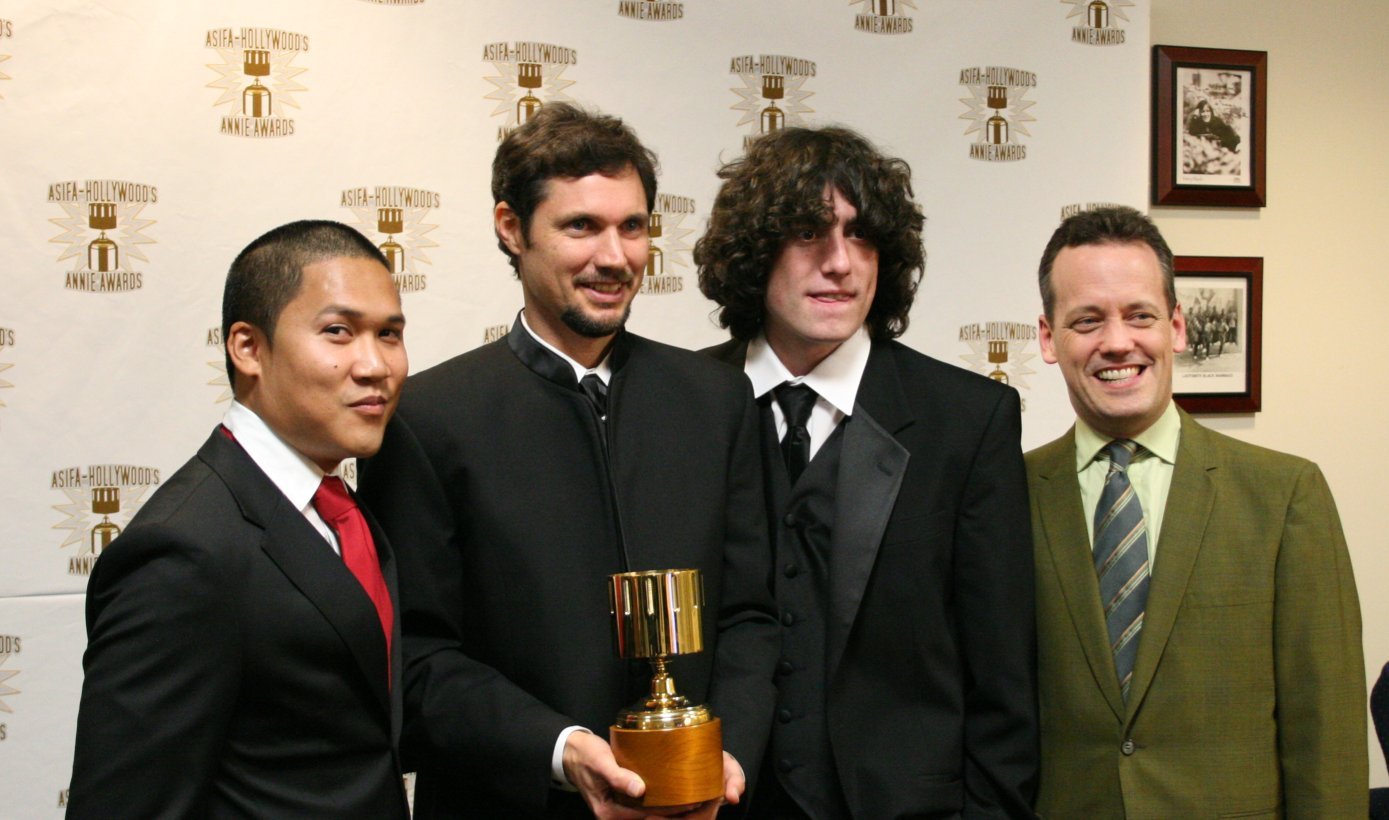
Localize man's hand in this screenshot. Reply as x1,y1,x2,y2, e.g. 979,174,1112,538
562,730,649,819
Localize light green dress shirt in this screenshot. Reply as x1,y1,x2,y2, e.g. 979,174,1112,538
1074,401,1181,572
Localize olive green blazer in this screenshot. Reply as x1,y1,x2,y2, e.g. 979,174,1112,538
1026,409,1366,819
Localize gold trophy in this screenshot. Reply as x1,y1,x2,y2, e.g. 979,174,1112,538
986,85,1010,145
987,339,1010,384
760,75,785,134
608,569,723,808
377,207,406,275
242,49,272,118
90,486,122,557
86,202,119,273
645,212,664,277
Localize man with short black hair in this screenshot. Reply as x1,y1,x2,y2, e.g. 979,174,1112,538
1029,205,1366,816
359,103,777,819
70,220,410,817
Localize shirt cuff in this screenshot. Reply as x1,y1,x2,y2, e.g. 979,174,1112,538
550,725,592,791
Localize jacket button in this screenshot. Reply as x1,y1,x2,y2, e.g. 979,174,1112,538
1121,738,1136,755
778,758,795,774
784,563,799,578
781,611,795,627
783,514,797,527
777,708,793,723
777,660,794,676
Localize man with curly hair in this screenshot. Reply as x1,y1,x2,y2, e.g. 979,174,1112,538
696,126,1038,819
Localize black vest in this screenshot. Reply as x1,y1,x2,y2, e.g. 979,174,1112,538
759,399,851,820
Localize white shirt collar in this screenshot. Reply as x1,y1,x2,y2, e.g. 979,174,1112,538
223,400,336,513
744,325,872,417
520,310,613,384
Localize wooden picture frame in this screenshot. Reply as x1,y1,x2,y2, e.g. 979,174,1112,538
1173,256,1262,413
1152,45,1267,207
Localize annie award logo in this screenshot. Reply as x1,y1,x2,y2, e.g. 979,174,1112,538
48,180,158,293
483,41,578,142
0,326,13,425
1060,201,1122,220
52,465,160,575
0,634,19,731
640,193,696,295
959,67,1036,162
958,321,1038,411
1062,0,1132,46
618,0,684,21
206,326,231,404
852,0,914,35
206,27,309,138
729,54,816,150
0,17,13,100
342,186,442,294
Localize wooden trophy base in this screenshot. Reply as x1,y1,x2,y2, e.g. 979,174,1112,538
609,717,723,808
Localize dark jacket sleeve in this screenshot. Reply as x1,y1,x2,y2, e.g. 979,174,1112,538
358,413,573,814
68,524,242,818
955,387,1039,819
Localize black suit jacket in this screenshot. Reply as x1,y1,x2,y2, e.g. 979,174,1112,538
68,430,408,819
708,338,1038,819
358,326,779,818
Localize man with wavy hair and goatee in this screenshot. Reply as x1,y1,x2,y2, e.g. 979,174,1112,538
696,125,1038,819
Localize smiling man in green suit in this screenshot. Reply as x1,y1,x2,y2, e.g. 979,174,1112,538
1027,206,1367,818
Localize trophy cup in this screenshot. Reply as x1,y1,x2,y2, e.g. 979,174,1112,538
608,569,723,808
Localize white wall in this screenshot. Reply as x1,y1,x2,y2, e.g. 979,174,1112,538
1150,0,1389,787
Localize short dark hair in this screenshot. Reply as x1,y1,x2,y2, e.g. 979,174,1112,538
492,103,659,273
694,125,924,342
222,219,388,389
1037,206,1175,320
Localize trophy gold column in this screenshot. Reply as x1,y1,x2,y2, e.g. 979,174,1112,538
242,49,271,117
90,486,122,557
645,213,664,277
86,203,119,273
760,75,785,134
377,208,406,275
608,569,723,808
986,85,1010,145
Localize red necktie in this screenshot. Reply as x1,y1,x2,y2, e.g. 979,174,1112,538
312,476,393,686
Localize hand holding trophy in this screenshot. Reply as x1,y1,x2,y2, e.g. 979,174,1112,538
607,569,724,810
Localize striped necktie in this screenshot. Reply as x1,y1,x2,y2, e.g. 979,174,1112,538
1094,439,1150,701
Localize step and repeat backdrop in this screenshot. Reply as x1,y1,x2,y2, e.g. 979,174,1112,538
0,1,1147,813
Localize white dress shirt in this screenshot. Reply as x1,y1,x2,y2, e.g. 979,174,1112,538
222,399,344,555
743,325,873,458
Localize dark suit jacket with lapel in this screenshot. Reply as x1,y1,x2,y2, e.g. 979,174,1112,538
1027,409,1367,818
357,327,779,818
708,338,1038,820
68,430,409,818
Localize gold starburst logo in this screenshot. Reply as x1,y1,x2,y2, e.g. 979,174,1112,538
206,27,309,138
1062,0,1133,45
52,465,160,574
482,41,578,141
729,55,816,149
851,0,915,34
342,186,442,294
959,322,1039,401
959,67,1037,162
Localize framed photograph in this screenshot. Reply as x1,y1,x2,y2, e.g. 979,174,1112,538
1152,46,1267,207
1173,256,1262,413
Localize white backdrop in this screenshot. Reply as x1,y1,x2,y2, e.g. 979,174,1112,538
0,1,1148,813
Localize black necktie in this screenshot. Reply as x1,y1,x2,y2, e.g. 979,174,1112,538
774,383,817,484
579,372,608,417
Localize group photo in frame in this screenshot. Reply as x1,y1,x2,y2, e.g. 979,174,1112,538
1173,256,1263,413
1152,45,1267,207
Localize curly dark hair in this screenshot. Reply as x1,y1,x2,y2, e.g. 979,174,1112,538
694,126,924,342
1037,206,1174,321
492,103,659,274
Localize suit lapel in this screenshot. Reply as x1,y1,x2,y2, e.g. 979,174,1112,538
1032,433,1126,720
1124,410,1215,713
827,344,910,678
199,432,393,717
